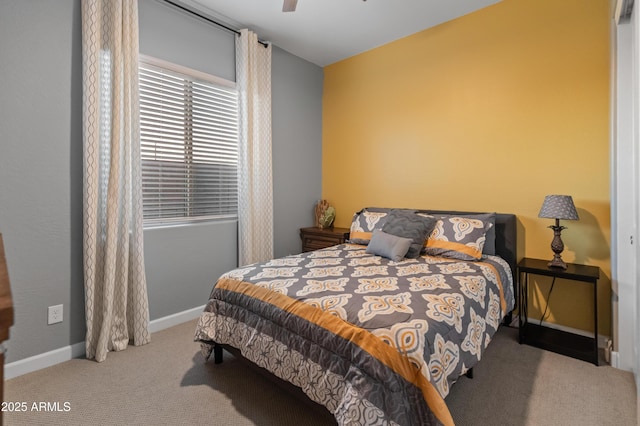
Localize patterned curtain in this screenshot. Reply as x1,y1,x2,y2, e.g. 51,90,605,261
236,30,274,266
81,0,150,362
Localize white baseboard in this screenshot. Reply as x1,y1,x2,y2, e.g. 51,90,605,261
611,351,620,369
527,316,610,349
5,305,206,380
148,305,205,333
5,341,86,380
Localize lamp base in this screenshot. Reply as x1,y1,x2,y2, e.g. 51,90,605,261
548,254,567,269
548,220,568,269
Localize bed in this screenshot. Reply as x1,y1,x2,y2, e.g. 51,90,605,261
194,208,517,426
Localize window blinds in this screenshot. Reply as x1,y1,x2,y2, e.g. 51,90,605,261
139,60,239,225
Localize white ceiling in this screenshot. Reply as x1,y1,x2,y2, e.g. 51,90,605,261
185,0,502,67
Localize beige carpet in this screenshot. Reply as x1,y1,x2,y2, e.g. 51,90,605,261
4,321,637,426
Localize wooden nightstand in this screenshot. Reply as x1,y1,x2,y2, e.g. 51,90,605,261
300,227,350,252
0,235,14,420
518,257,600,365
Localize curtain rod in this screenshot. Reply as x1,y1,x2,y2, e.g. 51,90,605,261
162,0,269,48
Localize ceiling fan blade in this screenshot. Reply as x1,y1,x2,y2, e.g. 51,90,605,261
282,0,297,12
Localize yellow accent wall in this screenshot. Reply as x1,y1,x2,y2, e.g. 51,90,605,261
322,0,611,335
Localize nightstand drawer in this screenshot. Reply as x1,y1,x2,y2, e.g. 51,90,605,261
300,227,350,252
303,235,341,251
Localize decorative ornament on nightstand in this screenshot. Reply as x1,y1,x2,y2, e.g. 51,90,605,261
315,200,336,229
538,194,579,269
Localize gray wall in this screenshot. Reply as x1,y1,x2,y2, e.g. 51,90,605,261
0,0,85,363
272,45,323,258
139,0,235,81
0,0,322,363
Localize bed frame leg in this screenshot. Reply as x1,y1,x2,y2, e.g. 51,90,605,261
213,344,223,364
503,312,513,326
465,368,474,379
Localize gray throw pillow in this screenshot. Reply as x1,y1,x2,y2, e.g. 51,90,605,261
365,230,413,262
382,210,438,258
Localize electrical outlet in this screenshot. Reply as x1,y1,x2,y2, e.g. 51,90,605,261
48,304,63,325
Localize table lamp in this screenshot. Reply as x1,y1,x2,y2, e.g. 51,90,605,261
538,195,579,269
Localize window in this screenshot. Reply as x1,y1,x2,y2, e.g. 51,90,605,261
138,56,238,225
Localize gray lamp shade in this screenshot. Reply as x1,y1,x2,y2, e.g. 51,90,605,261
538,195,579,220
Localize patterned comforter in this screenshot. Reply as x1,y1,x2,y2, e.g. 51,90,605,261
194,243,514,426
